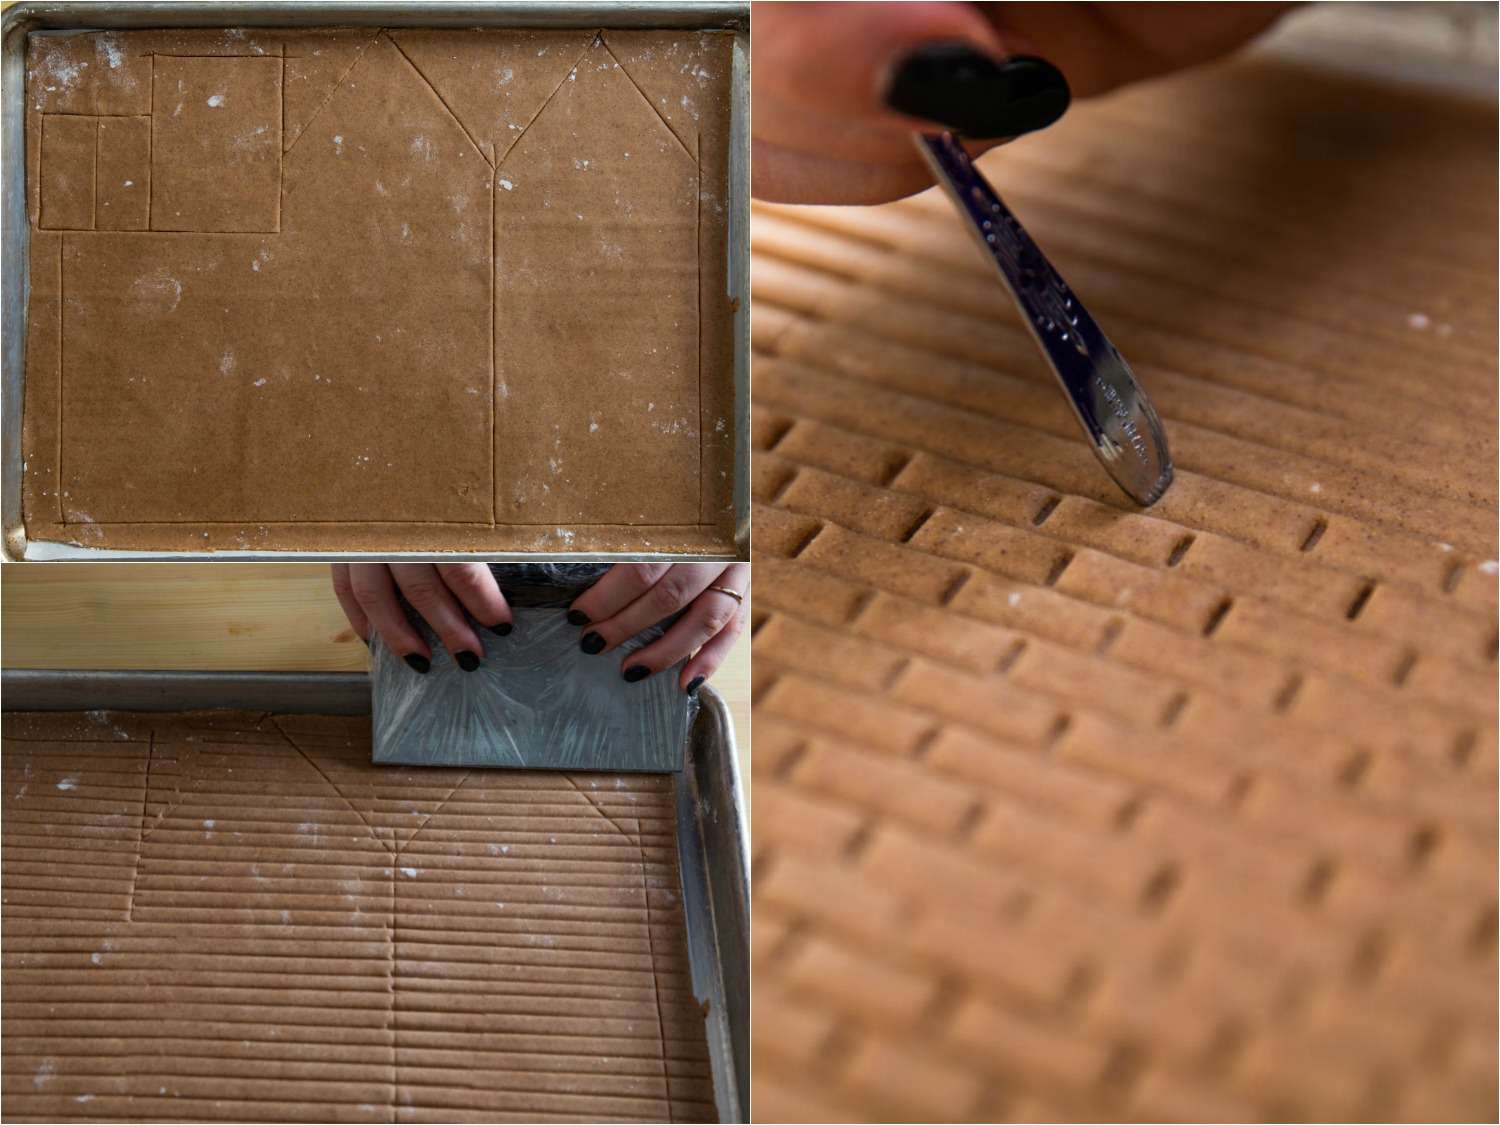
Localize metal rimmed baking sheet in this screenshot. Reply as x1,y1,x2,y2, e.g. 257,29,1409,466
1,2,749,561
1,668,749,1121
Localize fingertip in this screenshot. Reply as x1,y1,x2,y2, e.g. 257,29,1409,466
446,625,486,667
760,0,1007,117
882,44,1069,140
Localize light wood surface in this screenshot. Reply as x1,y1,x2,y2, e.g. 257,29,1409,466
1,564,750,777
2,565,364,671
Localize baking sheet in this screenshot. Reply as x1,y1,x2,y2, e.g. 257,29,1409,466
0,667,749,1122
0,1,750,561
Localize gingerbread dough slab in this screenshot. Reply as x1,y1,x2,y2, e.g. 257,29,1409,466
748,54,1497,1125
20,27,738,554
1,710,716,1122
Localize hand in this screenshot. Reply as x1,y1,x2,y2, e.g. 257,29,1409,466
567,563,749,693
331,564,512,674
753,1,1296,204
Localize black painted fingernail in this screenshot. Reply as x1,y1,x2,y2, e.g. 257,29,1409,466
623,665,651,683
491,621,513,637
580,631,606,655
686,675,705,696
404,654,430,674
884,44,1069,138
456,650,481,672
567,609,590,627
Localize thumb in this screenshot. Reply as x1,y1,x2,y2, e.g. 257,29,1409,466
755,1,1068,139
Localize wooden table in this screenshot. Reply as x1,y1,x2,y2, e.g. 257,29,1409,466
1,564,751,782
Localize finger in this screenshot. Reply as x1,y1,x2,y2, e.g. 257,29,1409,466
755,1,1009,126
581,564,723,656
753,136,943,205
753,133,1012,205
989,2,1299,98
679,597,748,692
438,564,513,635
751,0,1047,204
619,579,747,683
388,564,486,670
751,2,1024,177
348,565,432,670
568,563,672,627
330,565,370,643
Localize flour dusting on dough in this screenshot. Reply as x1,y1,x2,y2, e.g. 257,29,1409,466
37,48,86,94
98,36,125,69
132,271,183,312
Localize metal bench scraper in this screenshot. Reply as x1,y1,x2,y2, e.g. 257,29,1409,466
369,565,693,772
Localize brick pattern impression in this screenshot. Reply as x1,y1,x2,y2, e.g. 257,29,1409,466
749,56,1498,1123
2,711,715,1123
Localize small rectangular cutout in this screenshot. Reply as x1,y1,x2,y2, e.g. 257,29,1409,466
1345,582,1376,621
1032,495,1062,526
1300,517,1328,553
95,117,151,230
39,115,97,230
1202,597,1234,637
